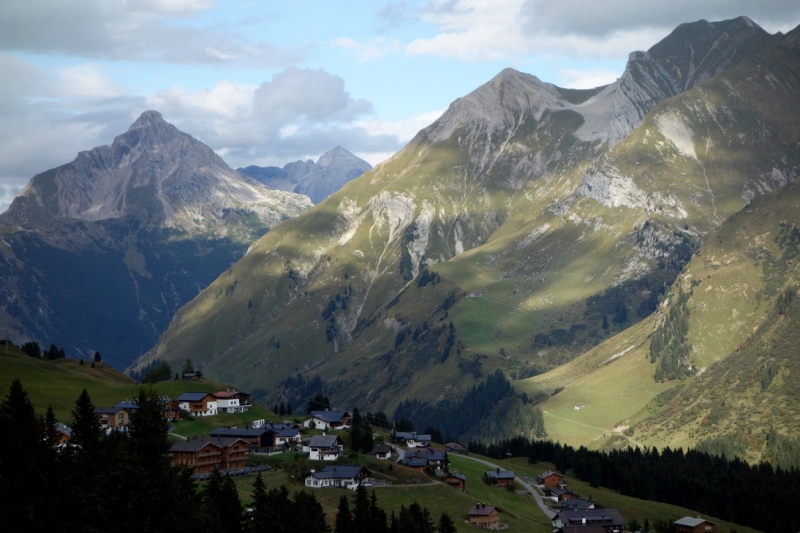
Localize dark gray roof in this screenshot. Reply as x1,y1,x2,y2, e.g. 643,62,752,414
556,509,625,527
309,434,342,447
401,458,428,467
310,465,369,480
276,428,300,438
309,410,350,423
674,517,715,527
369,445,392,455
560,499,595,511
113,401,139,410
176,392,212,402
445,473,467,481
94,407,125,415
468,505,497,516
485,469,515,480
539,469,564,479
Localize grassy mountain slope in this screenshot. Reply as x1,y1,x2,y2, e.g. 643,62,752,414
135,20,800,447
518,167,800,461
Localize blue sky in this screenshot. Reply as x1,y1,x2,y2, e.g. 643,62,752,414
1,0,798,211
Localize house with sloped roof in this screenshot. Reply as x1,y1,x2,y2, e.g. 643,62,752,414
169,437,248,474
443,472,467,491
552,508,625,533
394,431,432,448
308,434,344,460
209,427,277,452
175,392,217,416
485,468,515,488
550,487,581,503
445,442,468,455
468,503,500,529
304,410,352,430
304,465,370,489
213,390,252,413
94,406,133,430
367,444,392,460
538,469,566,490
674,517,716,533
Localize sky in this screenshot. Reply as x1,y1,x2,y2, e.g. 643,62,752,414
1,1,798,212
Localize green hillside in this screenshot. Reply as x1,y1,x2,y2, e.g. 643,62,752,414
0,346,274,424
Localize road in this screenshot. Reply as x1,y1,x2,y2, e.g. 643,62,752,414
457,454,556,520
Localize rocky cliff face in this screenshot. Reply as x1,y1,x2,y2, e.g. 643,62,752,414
0,112,311,368
238,146,372,204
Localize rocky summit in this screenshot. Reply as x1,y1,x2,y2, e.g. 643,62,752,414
238,146,372,204
0,111,311,368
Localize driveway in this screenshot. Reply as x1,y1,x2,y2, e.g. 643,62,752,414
457,454,556,520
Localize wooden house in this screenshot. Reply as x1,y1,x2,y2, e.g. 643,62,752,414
443,472,467,491
468,504,500,529
485,468,515,488
674,517,716,533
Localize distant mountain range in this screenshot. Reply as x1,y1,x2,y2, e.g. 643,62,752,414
0,111,311,367
238,146,372,204
131,16,800,460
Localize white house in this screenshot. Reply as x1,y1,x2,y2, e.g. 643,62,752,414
304,465,370,489
213,390,251,413
175,392,218,417
303,410,352,430
308,434,344,461
394,431,431,448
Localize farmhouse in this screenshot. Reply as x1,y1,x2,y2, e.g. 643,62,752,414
552,509,625,533
209,427,277,453
443,472,467,491
175,392,218,417
485,468,515,488
394,431,432,448
213,390,252,413
304,410,352,430
367,444,392,460
169,437,248,474
308,434,344,461
537,470,566,490
445,442,468,455
94,406,133,430
674,517,716,533
467,503,500,529
304,465,370,489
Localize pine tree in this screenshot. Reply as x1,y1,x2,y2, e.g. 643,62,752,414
335,494,352,533
437,512,457,533
0,379,47,530
249,473,271,533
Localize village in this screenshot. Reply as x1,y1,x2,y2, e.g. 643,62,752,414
49,381,717,533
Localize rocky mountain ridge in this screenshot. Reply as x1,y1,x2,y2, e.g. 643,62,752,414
0,112,311,367
132,15,800,443
238,146,372,204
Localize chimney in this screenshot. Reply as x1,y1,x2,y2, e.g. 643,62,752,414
497,467,500,473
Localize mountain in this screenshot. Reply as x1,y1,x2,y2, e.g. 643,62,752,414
0,111,311,368
238,146,372,204
133,18,800,449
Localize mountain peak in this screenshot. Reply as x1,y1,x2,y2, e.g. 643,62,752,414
130,110,166,127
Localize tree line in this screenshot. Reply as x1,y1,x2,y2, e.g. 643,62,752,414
467,435,800,533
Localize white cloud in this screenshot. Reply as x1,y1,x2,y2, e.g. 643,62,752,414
333,37,403,62
406,0,800,61
0,0,303,66
557,68,620,89
53,64,125,99
0,183,26,214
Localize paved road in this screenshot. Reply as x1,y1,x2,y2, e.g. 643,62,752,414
456,454,556,520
